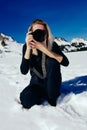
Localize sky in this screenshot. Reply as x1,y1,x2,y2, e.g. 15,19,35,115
0,0,87,43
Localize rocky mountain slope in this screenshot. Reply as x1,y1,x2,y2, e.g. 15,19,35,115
0,33,22,55
0,33,87,53
55,37,87,52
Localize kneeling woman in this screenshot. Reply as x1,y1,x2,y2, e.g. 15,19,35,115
20,19,69,109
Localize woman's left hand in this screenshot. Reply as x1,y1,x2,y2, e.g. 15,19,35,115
32,40,63,63
31,40,47,52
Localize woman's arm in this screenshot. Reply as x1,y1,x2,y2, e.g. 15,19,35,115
37,43,63,63
20,34,37,75
30,40,63,63
31,40,69,66
51,42,69,66
20,44,31,75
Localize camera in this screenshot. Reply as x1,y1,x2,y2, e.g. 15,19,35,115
30,29,46,42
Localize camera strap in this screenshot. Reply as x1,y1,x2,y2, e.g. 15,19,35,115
31,53,46,79
42,53,46,78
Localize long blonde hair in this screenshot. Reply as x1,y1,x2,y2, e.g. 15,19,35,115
26,19,54,49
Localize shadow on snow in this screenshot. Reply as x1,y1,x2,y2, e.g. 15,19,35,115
61,75,87,94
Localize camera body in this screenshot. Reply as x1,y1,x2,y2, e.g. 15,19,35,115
30,29,46,42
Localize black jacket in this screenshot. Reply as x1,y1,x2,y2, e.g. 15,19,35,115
20,42,69,77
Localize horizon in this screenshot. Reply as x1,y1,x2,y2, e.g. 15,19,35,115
0,0,87,43
1,32,87,44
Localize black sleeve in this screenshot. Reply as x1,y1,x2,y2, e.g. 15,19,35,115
52,42,69,66
20,44,30,74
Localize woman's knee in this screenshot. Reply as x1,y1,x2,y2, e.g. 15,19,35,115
47,91,60,106
20,85,44,109
20,87,32,108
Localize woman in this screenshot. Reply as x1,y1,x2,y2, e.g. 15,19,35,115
20,19,69,109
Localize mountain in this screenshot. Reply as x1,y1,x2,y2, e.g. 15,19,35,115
71,37,87,51
55,37,87,52
1,33,87,53
0,33,22,55
54,38,77,52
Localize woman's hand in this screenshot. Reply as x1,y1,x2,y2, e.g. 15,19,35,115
30,39,46,51
26,35,63,63
32,40,63,63
26,33,34,49
26,33,39,55
24,33,36,59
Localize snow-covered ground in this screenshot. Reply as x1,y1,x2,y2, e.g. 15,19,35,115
0,41,87,130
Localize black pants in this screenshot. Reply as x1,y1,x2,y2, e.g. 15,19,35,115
20,58,61,109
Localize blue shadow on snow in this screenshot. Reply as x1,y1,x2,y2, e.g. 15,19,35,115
61,75,87,94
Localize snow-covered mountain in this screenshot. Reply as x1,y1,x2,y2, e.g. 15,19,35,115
54,38,77,52
1,33,87,54
71,37,87,51
55,37,87,52
0,33,14,42
0,33,87,130
0,33,22,55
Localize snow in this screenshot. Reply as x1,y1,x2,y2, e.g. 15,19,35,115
0,40,87,130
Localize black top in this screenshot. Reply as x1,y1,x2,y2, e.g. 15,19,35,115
20,42,69,77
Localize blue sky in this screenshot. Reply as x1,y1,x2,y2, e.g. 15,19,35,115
0,0,87,43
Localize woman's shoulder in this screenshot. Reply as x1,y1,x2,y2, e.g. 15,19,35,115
52,41,60,51
23,43,26,48
22,43,27,53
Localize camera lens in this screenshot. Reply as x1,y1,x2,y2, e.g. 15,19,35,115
31,29,46,42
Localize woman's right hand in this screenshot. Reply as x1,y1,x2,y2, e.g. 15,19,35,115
24,33,34,59
25,32,38,57
25,33,34,50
